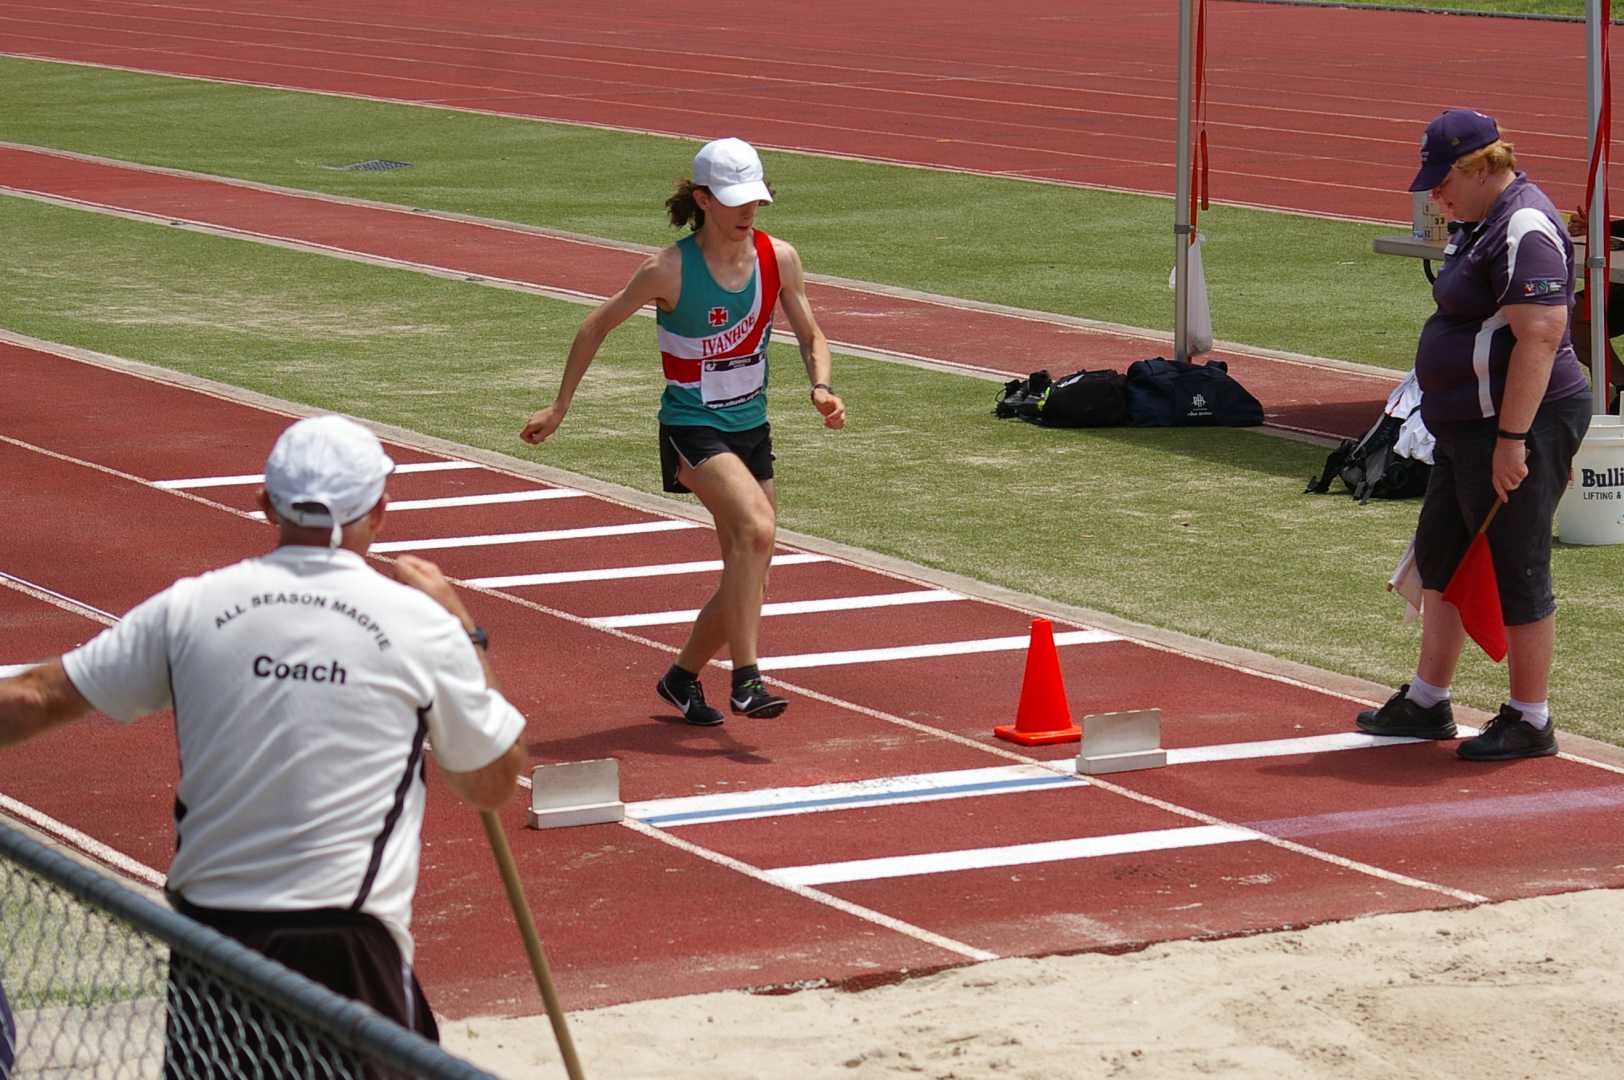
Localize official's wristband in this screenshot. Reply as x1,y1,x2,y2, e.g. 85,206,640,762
467,626,490,651
1496,428,1529,442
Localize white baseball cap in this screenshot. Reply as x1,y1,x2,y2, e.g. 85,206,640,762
264,415,395,547
693,138,773,207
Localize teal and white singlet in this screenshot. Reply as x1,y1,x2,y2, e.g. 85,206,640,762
656,228,782,431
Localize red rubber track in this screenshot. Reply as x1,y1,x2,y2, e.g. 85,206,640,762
8,339,1624,1020
0,143,1399,440
1,0,1620,220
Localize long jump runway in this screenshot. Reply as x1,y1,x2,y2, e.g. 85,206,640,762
7,336,1624,1019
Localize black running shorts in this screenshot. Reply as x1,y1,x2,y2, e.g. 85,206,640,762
659,422,775,494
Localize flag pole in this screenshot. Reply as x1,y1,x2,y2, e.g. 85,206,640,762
1475,500,1503,536
1173,0,1195,363
480,810,587,1080
1585,0,1609,414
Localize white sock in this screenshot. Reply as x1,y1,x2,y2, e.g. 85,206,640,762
1509,698,1551,729
1405,675,1450,709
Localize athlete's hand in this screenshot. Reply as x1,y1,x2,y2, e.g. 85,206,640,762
520,403,566,445
812,387,845,430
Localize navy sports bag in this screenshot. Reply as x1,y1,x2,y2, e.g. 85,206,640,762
1123,357,1264,427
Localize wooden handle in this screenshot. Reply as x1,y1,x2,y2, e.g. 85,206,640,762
480,810,586,1080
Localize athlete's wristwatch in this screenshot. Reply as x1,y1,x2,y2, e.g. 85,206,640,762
467,626,490,651
810,382,833,400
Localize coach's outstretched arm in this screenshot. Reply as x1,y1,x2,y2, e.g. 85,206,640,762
0,660,92,749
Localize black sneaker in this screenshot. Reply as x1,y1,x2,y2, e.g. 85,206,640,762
655,673,723,726
1355,685,1457,739
730,678,789,718
1457,705,1558,761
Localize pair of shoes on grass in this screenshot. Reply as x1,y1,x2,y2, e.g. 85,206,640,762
655,672,788,726
1356,687,1557,761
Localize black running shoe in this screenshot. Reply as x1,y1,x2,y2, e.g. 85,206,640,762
655,673,723,726
730,678,789,718
1355,685,1457,739
1457,704,1557,761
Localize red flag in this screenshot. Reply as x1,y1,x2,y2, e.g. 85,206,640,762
1442,531,1507,662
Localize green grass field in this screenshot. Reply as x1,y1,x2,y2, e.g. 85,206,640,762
0,51,1619,742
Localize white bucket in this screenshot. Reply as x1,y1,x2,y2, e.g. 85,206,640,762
1411,191,1448,242
1558,414,1624,545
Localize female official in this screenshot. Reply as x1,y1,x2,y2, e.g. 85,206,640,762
521,137,845,726
1356,109,1591,760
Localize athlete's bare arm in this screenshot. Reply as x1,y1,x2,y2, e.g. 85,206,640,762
772,237,845,430
521,248,684,444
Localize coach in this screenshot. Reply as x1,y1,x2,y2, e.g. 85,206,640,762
0,415,527,1047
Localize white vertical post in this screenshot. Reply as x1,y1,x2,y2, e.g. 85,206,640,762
1586,0,1608,414
1174,0,1195,363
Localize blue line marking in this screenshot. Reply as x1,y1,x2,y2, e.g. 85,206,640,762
639,773,1079,826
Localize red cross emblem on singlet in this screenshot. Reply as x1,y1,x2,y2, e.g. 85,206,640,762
708,306,729,327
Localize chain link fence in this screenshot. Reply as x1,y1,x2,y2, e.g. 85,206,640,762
0,821,501,1079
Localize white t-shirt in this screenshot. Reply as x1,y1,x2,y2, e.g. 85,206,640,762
62,546,525,961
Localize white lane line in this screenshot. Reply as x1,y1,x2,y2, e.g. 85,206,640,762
0,664,37,678
468,553,829,588
592,588,965,629
0,569,120,624
628,765,1081,827
620,817,997,963
766,825,1258,888
1167,729,1478,765
249,488,587,518
155,459,481,489
371,519,701,553
759,628,1120,671
0,790,166,889
630,731,1494,828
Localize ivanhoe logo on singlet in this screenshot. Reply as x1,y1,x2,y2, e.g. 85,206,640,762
701,306,764,357
708,306,729,327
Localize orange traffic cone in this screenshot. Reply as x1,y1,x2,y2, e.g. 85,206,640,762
993,618,1081,745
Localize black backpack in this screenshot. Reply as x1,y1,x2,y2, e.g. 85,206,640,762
1306,412,1431,503
994,369,1127,428
1123,357,1264,427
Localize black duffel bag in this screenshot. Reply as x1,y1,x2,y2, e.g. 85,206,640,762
1039,368,1128,427
1123,356,1264,427
993,368,1126,428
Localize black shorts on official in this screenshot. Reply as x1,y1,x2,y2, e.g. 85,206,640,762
659,422,774,494
164,900,437,1080
1415,392,1591,626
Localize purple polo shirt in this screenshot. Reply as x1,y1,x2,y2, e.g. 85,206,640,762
1414,173,1590,427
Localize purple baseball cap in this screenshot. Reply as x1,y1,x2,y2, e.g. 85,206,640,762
1408,108,1500,191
